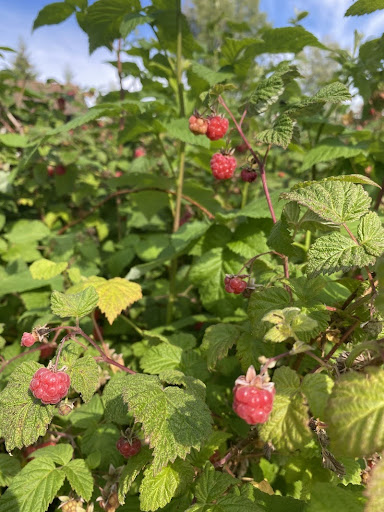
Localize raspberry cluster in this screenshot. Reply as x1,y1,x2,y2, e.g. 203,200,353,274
116,437,141,458
224,276,247,294
210,153,237,180
188,114,229,141
30,367,71,404
232,366,275,425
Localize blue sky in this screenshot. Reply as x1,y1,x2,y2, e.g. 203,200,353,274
0,0,383,91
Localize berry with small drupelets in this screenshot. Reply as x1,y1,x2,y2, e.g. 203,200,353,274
210,152,237,180
189,114,208,135
233,366,275,425
206,115,229,141
224,276,247,294
240,168,258,183
30,367,71,404
21,332,38,347
116,436,141,458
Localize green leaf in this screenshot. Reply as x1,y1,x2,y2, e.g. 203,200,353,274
307,232,374,277
0,361,55,451
281,181,371,224
6,220,50,245
325,368,384,457
190,62,233,87
365,457,384,512
118,446,153,504
345,0,384,16
201,324,242,369
257,115,294,149
306,482,364,512
30,259,68,280
300,140,366,171
67,355,99,403
259,368,312,452
62,459,94,501
194,463,237,503
257,26,326,54
33,1,75,29
357,212,384,257
243,74,285,115
0,133,29,148
312,82,351,103
81,423,123,470
50,287,99,319
141,343,183,374
301,374,334,419
0,454,21,486
140,459,194,511
103,373,130,424
122,373,212,473
120,12,154,38
29,444,73,465
248,287,291,338
291,174,380,190
0,458,65,512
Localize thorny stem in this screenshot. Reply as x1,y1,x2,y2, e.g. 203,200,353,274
260,349,330,377
218,95,290,284
48,326,136,374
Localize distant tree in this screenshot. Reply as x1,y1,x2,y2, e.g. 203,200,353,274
11,38,37,82
185,0,268,55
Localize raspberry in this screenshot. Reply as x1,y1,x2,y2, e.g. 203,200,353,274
39,344,55,359
47,165,55,177
232,366,275,425
62,500,84,512
210,153,237,180
116,437,141,458
134,147,146,158
206,116,229,141
240,168,258,183
30,367,71,405
224,277,247,294
236,143,248,153
21,332,37,347
189,115,208,135
55,165,66,175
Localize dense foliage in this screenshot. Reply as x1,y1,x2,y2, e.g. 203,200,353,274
0,0,384,511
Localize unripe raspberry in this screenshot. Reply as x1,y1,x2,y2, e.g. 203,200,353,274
116,437,141,458
210,153,237,180
134,147,146,158
61,499,84,512
206,116,229,141
233,366,275,425
189,115,208,135
30,367,71,405
21,332,37,347
224,276,247,294
236,143,248,153
57,400,74,416
240,168,258,183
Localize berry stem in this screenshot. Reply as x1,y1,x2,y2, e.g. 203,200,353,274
218,96,290,283
48,325,136,374
53,336,71,371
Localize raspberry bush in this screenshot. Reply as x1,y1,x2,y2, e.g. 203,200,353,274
0,1,384,511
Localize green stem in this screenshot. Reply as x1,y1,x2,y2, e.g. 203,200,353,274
167,0,186,324
121,314,144,337
241,182,249,209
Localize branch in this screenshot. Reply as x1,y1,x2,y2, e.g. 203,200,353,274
56,187,214,234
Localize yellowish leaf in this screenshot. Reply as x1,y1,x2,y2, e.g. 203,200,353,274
94,277,142,324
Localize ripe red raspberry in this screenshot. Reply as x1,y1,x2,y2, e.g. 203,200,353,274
233,366,275,425
206,115,229,141
224,276,247,294
39,344,55,360
134,147,146,158
30,367,71,405
47,165,55,177
210,153,237,180
21,332,37,347
116,437,141,458
189,115,208,135
240,168,258,183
